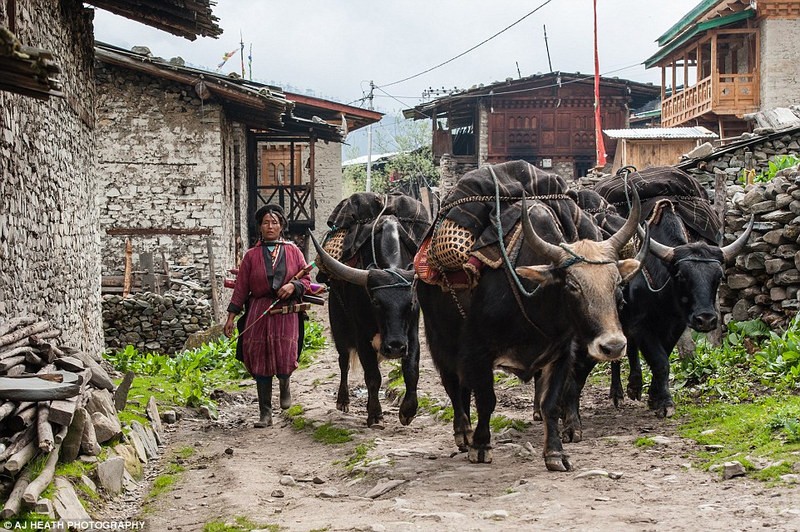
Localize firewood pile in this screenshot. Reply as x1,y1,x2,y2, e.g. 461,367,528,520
0,316,126,518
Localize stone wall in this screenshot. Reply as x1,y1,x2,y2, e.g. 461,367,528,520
312,140,346,245
95,63,245,319
720,170,800,328
760,18,800,110
0,0,103,355
102,292,213,354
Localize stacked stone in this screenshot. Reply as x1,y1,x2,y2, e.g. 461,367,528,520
684,130,800,199
102,292,213,354
720,168,800,328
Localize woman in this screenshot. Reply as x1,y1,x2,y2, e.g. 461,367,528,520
224,204,311,427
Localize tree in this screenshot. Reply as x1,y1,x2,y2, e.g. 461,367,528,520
343,116,438,194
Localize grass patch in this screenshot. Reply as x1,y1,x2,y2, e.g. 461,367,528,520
489,414,530,433
175,446,196,459
493,371,523,387
343,440,376,473
148,473,177,500
312,423,352,444
418,396,455,422
202,516,279,532
634,437,655,448
677,395,800,481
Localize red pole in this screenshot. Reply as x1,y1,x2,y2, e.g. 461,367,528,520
593,0,607,168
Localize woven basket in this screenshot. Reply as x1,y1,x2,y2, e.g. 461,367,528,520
316,229,347,273
428,219,475,271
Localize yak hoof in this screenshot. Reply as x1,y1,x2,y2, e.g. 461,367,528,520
533,410,543,422
544,452,572,472
610,385,624,408
561,427,582,444
627,382,643,401
649,397,675,418
454,429,473,452
468,445,493,464
367,413,385,428
336,401,349,413
398,400,418,426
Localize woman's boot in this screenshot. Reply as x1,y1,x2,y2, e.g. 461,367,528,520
254,378,273,428
278,376,292,410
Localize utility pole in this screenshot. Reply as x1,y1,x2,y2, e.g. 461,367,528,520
365,80,375,192
543,25,553,72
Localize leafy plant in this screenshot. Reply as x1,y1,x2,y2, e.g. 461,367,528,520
741,154,800,184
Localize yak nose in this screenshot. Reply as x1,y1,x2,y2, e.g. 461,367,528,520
598,339,627,360
691,312,718,332
383,340,407,359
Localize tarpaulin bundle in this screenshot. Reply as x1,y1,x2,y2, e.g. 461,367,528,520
594,166,721,244
323,192,431,264
438,160,581,254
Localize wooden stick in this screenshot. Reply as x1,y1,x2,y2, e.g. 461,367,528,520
123,238,133,297
0,400,16,422
38,403,55,452
0,424,35,462
53,421,69,445
59,407,87,463
5,440,39,474
8,402,38,433
0,345,39,361
0,321,50,348
22,440,62,504
0,316,38,338
0,467,32,518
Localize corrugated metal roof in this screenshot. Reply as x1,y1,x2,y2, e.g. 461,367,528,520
604,127,718,140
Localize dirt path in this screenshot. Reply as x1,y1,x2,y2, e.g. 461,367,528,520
135,309,800,531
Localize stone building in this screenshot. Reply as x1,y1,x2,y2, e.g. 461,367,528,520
645,0,800,137
94,43,381,319
0,0,222,357
403,72,660,180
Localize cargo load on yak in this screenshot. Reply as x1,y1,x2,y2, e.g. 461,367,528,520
593,166,721,244
316,192,431,274
415,160,599,289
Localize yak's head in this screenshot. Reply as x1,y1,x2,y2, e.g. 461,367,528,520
310,219,417,359
646,215,753,332
515,190,649,362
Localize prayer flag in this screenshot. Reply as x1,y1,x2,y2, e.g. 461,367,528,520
217,48,238,69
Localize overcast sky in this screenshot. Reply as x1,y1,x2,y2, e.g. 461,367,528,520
93,0,700,116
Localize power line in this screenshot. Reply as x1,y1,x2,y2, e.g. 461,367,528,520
379,0,555,89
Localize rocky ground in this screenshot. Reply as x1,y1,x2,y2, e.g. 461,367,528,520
100,308,800,531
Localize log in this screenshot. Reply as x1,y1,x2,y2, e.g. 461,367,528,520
0,424,35,462
5,440,39,474
60,407,87,463
0,400,16,422
23,440,62,504
5,363,26,376
8,402,37,433
0,345,38,361
38,403,55,452
53,422,68,445
80,414,101,456
123,238,133,297
0,355,27,371
0,320,50,348
0,316,38,338
0,467,32,518
29,329,61,342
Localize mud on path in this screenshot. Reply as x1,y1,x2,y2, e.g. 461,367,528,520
131,309,800,531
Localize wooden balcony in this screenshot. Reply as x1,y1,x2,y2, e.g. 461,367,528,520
662,73,758,128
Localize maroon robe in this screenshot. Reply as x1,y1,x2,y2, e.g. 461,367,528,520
229,240,311,377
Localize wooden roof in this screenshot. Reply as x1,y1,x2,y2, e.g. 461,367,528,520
283,92,383,133
0,25,63,99
403,71,660,126
95,43,359,142
87,0,223,41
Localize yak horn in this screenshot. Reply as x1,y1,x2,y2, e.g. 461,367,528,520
721,215,754,263
605,186,641,254
632,222,651,268
520,192,564,263
309,231,369,287
636,223,675,263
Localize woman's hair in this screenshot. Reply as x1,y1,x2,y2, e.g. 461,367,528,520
255,204,288,228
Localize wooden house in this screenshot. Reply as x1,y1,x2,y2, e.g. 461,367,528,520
604,126,718,173
94,42,381,315
403,72,660,179
645,0,800,138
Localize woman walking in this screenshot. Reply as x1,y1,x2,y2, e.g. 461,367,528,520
224,204,311,427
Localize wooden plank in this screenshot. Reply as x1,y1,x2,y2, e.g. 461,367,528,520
48,396,78,427
207,237,220,319
107,227,213,236
123,238,133,297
